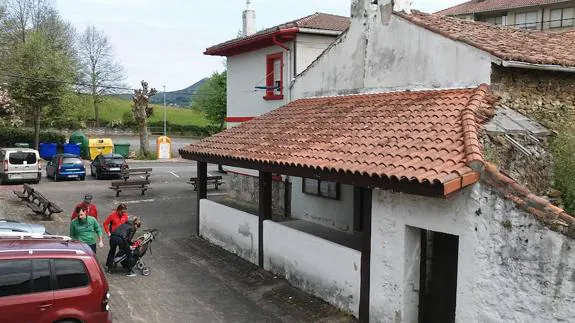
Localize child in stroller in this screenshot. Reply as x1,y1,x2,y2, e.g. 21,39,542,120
110,229,159,276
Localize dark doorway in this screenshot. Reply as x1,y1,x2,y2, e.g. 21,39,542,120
418,230,459,323
353,187,372,232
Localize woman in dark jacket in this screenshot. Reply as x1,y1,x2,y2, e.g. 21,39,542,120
106,216,142,276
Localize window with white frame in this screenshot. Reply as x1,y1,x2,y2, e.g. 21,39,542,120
302,178,339,200
550,7,575,28
515,11,538,29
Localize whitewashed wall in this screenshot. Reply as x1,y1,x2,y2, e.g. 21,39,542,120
290,177,355,232
295,33,338,75
370,184,575,322
263,220,361,316
199,199,259,265
292,1,492,99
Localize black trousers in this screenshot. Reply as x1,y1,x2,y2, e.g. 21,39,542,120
106,234,128,268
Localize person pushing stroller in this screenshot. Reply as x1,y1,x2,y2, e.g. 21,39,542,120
106,216,142,276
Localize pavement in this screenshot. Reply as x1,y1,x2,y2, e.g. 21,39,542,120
0,160,357,323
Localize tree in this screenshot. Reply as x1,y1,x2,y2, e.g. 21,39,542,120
6,32,74,149
0,86,21,127
132,81,157,157
77,25,124,127
192,71,226,130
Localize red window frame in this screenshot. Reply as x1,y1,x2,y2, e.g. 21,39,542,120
264,52,284,100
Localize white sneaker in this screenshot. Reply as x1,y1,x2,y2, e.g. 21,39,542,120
126,270,136,277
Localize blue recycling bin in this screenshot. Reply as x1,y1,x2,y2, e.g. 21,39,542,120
39,143,57,160
63,143,81,156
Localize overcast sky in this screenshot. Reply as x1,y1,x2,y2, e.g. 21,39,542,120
55,0,463,91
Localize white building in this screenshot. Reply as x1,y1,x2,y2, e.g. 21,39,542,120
183,1,575,322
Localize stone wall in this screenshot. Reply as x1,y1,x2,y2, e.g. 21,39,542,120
491,65,575,132
487,65,575,201
227,173,288,217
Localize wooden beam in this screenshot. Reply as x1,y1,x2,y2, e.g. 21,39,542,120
196,161,207,236
181,152,444,198
359,188,373,322
258,171,272,267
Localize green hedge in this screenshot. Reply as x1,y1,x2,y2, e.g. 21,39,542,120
0,127,66,148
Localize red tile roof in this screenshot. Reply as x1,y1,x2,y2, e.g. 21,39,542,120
180,85,496,196
205,13,349,56
436,0,571,15
482,162,575,238
396,10,575,67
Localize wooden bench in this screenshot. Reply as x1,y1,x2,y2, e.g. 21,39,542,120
109,180,150,197
26,191,63,220
188,173,225,191
13,183,35,202
121,168,152,181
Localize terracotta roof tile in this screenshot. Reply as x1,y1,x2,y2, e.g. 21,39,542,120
481,162,575,238
205,12,349,55
180,85,496,195
436,0,570,15
396,11,575,67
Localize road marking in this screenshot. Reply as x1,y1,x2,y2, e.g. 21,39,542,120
169,171,180,178
140,176,145,179
115,199,155,204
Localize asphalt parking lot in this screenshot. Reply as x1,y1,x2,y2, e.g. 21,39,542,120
0,159,356,323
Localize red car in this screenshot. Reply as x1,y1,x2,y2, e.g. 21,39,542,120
0,235,112,323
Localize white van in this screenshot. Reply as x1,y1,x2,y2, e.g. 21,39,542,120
0,148,42,184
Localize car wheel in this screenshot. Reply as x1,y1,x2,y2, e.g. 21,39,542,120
80,176,86,181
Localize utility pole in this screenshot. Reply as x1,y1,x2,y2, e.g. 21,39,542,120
163,85,167,136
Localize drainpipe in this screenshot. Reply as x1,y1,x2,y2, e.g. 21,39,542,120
272,28,298,102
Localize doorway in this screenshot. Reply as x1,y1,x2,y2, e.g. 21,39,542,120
418,230,459,323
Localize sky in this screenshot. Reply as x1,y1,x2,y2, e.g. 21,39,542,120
55,0,463,92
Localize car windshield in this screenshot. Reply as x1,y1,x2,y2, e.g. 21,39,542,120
105,157,125,164
62,157,83,165
9,152,36,165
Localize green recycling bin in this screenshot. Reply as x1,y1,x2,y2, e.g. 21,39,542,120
114,143,131,158
14,143,30,148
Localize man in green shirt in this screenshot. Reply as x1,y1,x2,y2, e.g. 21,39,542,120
70,206,104,253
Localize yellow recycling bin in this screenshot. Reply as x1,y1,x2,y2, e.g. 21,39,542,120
88,138,114,160
156,136,172,159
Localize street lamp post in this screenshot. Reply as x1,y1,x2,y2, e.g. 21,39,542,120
163,85,167,136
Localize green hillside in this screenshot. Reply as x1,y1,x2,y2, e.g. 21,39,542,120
95,97,211,126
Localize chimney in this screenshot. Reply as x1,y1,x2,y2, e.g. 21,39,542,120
350,1,411,20
242,0,256,36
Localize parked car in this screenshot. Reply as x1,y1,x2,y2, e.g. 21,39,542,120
0,235,111,323
90,153,128,179
45,153,86,181
0,148,42,185
0,219,47,234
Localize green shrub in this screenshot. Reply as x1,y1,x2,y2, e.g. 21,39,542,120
552,131,575,214
0,127,66,147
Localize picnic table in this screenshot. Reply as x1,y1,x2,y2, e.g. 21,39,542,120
14,184,63,220
188,173,225,191
121,167,152,180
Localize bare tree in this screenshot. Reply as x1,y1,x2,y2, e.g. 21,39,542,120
77,25,124,127
132,81,157,157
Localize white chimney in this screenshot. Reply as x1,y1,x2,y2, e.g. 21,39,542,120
242,0,256,36
393,0,411,14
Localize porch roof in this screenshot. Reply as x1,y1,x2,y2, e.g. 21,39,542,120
180,85,497,197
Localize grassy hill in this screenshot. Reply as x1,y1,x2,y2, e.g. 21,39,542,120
113,78,209,107
96,96,211,126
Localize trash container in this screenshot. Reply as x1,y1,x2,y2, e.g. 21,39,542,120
156,136,172,159
63,143,81,156
69,131,89,159
14,143,29,148
88,138,114,160
39,143,58,160
114,143,131,158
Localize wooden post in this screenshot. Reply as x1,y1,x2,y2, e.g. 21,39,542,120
359,187,372,322
196,161,207,236
258,171,272,267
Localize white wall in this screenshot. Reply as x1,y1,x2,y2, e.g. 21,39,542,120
370,184,575,322
292,3,492,99
295,33,338,75
199,199,259,265
226,44,292,128
290,177,355,232
263,220,361,316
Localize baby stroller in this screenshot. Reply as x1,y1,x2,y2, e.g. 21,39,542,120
111,229,159,276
